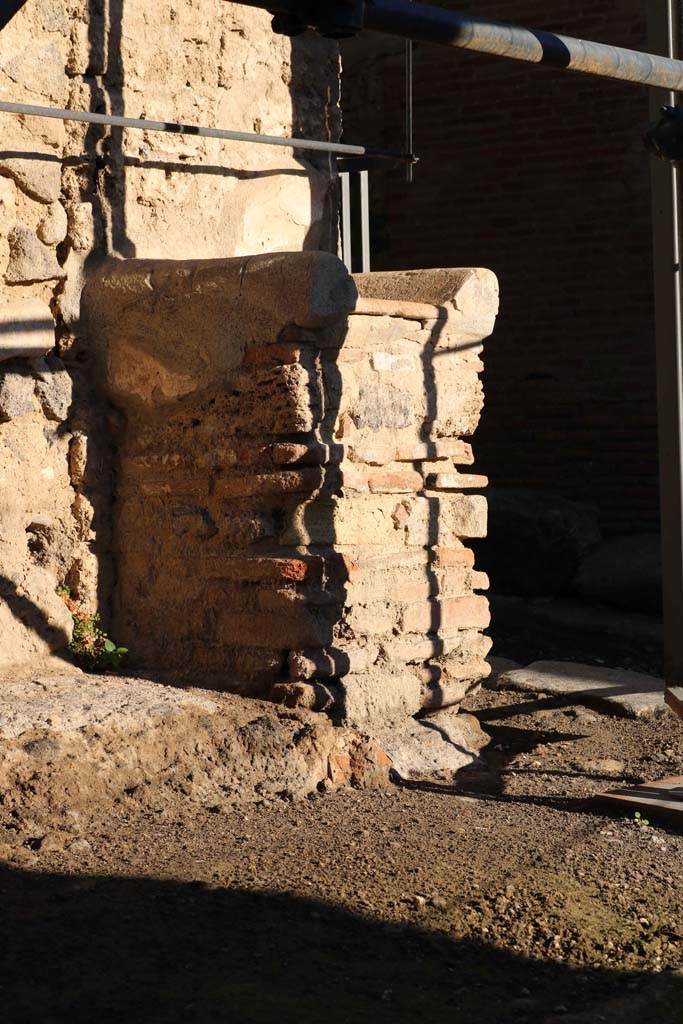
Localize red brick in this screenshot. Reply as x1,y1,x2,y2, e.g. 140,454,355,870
194,556,318,582
367,468,423,494
433,547,476,568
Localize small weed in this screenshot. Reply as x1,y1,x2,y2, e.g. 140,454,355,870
634,811,650,829
57,584,129,672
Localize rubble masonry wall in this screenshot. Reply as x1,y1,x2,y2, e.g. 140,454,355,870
0,1,339,670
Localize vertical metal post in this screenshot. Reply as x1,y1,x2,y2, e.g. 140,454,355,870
405,31,414,183
649,0,683,695
359,169,371,272
340,171,353,272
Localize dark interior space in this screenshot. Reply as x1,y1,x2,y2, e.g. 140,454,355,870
341,0,663,672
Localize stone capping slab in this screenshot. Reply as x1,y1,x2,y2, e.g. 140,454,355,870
352,296,443,321
86,251,357,330
0,298,55,362
82,251,358,411
353,267,499,344
497,660,668,719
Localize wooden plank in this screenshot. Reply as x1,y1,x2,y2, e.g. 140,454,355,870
665,686,683,719
594,776,683,826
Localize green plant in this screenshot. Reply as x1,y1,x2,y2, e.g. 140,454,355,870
634,811,650,828
57,584,128,672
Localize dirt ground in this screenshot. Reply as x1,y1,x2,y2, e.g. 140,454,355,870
1,685,682,1023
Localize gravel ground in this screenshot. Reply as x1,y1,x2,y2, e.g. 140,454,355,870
1,686,682,1023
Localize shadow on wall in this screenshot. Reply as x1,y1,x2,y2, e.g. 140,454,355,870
1,864,681,1023
81,0,339,261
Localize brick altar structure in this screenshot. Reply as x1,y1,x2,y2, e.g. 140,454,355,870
83,252,498,753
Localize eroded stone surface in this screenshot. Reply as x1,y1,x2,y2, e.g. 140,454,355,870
0,673,390,816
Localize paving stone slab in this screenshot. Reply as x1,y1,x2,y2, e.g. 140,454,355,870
497,660,668,718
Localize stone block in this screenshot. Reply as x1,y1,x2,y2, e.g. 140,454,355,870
280,495,408,548
0,299,55,363
68,433,88,488
0,368,35,421
83,253,357,411
394,439,474,464
5,225,66,284
0,143,62,204
338,670,422,726
37,202,68,245
33,356,73,422
400,595,490,634
426,472,489,491
354,267,499,349
400,494,488,544
288,645,378,680
385,628,492,666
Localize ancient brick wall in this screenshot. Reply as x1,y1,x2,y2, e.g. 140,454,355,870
83,252,498,744
0,2,339,670
341,0,658,536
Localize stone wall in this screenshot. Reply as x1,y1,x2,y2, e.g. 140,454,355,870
0,1,339,670
83,252,498,752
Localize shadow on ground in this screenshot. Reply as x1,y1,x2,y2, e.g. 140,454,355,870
0,865,680,1023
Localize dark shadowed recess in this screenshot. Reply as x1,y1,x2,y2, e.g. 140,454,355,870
0,865,680,1023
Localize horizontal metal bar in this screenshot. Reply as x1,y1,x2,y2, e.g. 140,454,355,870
229,0,683,92
363,0,683,90
0,98,407,161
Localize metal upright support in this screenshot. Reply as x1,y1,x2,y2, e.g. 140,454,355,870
649,0,683,710
359,169,371,272
340,171,353,272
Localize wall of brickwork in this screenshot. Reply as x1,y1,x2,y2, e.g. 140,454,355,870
0,1,340,670
341,0,658,536
83,253,498,744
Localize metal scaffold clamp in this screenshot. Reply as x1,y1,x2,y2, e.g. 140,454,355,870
268,0,365,38
646,104,683,164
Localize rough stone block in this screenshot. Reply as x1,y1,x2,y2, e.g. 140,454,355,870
6,225,66,284
400,595,490,634
354,267,499,349
399,494,488,544
338,670,422,726
37,202,68,245
0,143,62,204
0,368,35,421
426,472,489,491
33,356,73,422
288,645,378,680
